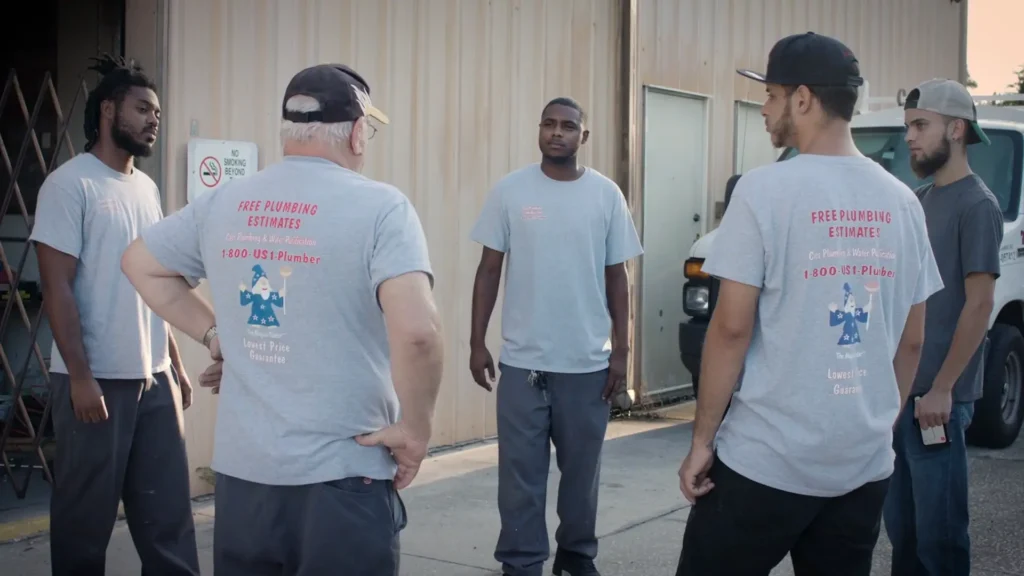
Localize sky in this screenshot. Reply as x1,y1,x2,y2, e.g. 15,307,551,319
968,0,1024,95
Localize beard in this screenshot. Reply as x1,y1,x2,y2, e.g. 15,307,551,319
544,148,577,165
769,102,795,149
542,153,575,165
909,137,951,179
111,115,154,158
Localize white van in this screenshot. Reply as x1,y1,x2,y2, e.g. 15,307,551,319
678,103,1024,449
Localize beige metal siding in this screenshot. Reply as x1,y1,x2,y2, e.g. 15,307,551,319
634,0,963,225
626,0,963,395
128,0,965,496
150,0,621,493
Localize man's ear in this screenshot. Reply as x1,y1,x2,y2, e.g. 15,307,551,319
350,117,367,155
581,129,590,145
793,85,814,115
948,117,968,143
101,99,116,122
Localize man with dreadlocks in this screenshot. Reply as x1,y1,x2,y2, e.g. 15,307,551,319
30,54,200,574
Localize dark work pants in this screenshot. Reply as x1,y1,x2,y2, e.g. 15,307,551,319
676,459,890,576
213,473,408,576
494,363,611,576
49,370,199,576
883,401,974,576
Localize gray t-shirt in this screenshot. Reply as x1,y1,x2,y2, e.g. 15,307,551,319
913,175,1003,403
703,154,944,497
30,153,170,379
141,156,433,486
469,164,643,373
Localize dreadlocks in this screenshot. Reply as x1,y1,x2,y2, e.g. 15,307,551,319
83,54,157,153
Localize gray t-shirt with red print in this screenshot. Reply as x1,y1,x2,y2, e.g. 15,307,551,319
702,154,943,497
469,164,643,373
141,155,433,486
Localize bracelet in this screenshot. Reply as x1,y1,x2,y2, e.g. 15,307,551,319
202,325,218,348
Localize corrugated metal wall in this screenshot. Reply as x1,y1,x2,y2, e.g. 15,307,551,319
625,0,964,395
632,0,963,227
126,0,964,495
154,0,622,490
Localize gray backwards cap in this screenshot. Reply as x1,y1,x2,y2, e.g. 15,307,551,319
904,78,990,145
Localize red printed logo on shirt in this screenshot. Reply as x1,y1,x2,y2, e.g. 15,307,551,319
521,206,546,221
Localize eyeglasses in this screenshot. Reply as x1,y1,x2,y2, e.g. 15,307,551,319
366,121,378,140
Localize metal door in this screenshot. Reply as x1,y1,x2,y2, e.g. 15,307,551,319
640,87,709,399
734,100,781,175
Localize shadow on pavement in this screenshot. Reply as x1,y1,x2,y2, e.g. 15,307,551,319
2,417,1023,576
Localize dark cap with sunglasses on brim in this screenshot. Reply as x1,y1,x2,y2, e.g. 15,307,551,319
282,64,390,126
737,32,864,89
903,78,990,146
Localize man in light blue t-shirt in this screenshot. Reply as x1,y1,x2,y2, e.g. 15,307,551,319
469,97,643,576
675,33,943,576
32,55,198,575
121,64,444,576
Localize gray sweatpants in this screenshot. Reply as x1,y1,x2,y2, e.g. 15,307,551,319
494,363,611,576
49,370,199,575
213,472,408,576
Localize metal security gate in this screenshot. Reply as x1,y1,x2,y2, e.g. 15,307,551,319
0,69,88,501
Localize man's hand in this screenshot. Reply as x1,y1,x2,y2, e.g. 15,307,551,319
70,376,108,423
177,369,194,410
356,423,429,489
602,347,629,402
199,361,223,395
679,442,715,504
915,387,953,429
469,344,496,392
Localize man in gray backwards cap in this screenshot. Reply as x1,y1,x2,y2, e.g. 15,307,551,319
883,78,1002,576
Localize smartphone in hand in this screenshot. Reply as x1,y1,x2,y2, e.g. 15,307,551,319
914,397,950,447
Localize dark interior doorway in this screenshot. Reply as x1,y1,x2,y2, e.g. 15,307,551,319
0,0,125,518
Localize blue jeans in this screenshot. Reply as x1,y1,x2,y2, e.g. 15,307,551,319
883,400,974,576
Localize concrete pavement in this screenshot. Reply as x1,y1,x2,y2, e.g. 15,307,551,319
2,404,1023,575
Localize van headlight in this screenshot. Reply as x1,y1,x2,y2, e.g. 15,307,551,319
684,285,710,317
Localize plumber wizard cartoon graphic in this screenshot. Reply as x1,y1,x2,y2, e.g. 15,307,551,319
828,281,877,346
240,264,286,327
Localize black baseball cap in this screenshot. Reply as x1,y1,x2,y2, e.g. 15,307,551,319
282,64,389,125
737,32,864,88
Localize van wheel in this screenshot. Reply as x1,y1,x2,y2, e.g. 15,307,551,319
968,324,1024,448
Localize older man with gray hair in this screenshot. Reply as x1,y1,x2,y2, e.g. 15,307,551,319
120,64,444,576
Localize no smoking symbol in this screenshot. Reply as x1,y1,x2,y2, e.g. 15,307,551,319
200,156,222,188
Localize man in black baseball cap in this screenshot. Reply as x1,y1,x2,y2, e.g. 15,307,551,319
122,61,442,575
674,32,940,575
735,31,864,150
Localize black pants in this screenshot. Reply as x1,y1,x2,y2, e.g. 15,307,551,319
676,458,889,576
49,370,199,576
214,473,408,576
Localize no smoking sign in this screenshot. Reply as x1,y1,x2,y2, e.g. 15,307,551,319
200,156,222,188
187,138,259,203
